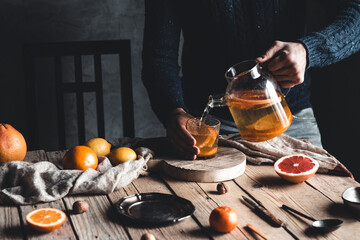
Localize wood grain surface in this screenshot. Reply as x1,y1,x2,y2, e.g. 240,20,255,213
156,146,247,182
1,145,360,240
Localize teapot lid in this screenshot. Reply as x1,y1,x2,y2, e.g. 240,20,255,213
225,60,261,82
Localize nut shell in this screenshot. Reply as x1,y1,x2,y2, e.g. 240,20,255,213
216,182,229,194
141,233,156,240
72,200,89,214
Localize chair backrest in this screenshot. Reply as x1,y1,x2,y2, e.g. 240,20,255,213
23,40,134,150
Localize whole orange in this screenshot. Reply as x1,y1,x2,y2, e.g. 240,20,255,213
0,123,27,164
209,206,238,233
62,145,98,170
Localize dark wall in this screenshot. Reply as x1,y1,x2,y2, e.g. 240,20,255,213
0,0,165,150
311,53,360,180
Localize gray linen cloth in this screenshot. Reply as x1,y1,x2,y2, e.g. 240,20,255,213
219,133,353,177
0,147,153,205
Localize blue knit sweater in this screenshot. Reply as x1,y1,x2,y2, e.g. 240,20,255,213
142,0,360,126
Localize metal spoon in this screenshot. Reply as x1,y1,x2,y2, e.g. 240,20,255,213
281,204,343,232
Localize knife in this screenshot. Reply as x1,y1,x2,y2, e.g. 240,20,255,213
242,195,283,227
242,195,299,240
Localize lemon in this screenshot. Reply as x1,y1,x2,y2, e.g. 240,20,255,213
84,138,111,156
108,147,137,166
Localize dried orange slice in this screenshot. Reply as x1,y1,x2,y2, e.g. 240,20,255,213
274,154,319,183
227,91,281,110
25,208,66,232
196,127,217,149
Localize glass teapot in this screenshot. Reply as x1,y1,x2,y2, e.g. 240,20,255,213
211,60,293,142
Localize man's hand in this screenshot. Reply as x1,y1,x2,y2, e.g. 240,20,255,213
256,41,307,88
166,108,199,160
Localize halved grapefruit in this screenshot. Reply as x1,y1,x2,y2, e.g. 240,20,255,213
25,208,67,232
274,154,319,183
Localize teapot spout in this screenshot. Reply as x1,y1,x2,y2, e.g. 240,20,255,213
209,94,227,107
199,94,227,122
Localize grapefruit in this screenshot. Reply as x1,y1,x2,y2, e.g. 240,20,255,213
0,123,27,164
274,154,319,183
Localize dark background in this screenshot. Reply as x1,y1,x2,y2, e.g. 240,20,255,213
0,0,359,180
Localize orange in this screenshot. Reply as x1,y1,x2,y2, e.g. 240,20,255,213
209,206,238,233
62,145,98,170
0,123,27,164
84,138,111,156
108,147,137,166
274,154,319,183
25,208,66,232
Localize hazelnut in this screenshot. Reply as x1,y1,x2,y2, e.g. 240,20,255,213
72,200,89,214
216,182,229,194
141,233,156,240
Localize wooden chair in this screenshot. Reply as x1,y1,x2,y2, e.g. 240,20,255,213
23,40,134,150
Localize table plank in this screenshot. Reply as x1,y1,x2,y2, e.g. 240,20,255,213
0,206,23,240
197,180,289,240
45,150,66,169
161,174,250,239
20,201,75,240
63,195,130,240
24,150,48,163
307,173,360,204
238,164,360,240
19,150,76,240
45,149,130,239
108,173,210,240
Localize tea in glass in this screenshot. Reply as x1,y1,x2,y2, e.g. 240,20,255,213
186,117,220,158
226,90,292,142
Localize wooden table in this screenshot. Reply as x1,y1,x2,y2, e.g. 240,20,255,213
1,148,360,240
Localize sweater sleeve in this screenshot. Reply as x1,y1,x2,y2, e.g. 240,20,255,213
141,0,186,126
298,0,360,68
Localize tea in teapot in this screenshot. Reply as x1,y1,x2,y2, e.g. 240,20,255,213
203,60,292,142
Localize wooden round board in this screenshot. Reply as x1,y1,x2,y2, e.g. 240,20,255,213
161,146,246,182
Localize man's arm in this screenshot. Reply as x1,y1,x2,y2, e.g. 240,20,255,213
141,0,198,159
142,0,185,125
256,0,359,88
299,0,360,68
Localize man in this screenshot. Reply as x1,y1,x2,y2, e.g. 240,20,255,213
142,0,360,159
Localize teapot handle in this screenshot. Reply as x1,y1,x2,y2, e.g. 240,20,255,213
259,63,291,97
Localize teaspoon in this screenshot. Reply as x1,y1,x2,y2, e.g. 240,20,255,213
281,204,343,232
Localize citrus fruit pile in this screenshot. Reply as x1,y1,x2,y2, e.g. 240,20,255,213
209,206,238,233
62,137,137,170
274,153,319,183
26,208,66,232
0,123,27,164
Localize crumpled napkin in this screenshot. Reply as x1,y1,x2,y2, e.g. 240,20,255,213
0,147,153,205
219,133,353,178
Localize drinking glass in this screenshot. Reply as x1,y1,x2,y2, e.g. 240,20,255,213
186,117,220,158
